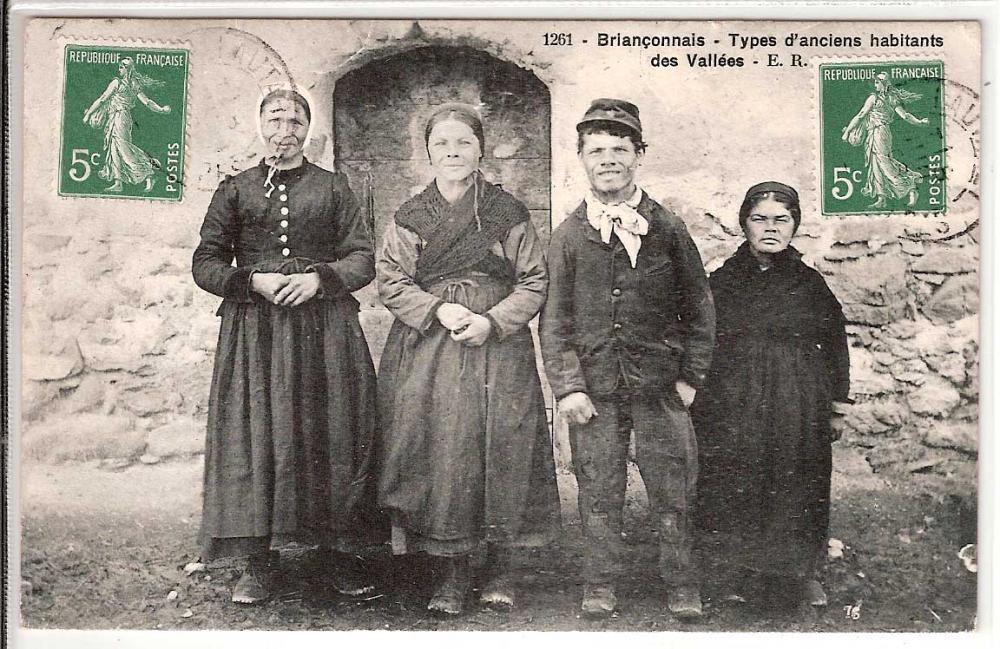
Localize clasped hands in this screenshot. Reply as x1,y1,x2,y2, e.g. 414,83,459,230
251,271,321,307
437,302,492,347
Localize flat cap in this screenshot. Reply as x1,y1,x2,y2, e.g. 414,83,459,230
576,98,642,139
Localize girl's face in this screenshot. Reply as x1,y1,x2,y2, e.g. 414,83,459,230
745,197,796,256
427,118,481,183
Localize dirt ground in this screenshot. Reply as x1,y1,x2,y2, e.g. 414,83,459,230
18,446,977,632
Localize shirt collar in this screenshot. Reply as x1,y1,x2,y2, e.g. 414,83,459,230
585,185,643,211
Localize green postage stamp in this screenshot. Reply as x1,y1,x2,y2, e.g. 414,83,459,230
59,44,189,201
819,60,946,215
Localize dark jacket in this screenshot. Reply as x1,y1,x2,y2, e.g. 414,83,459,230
192,159,374,306
540,192,715,399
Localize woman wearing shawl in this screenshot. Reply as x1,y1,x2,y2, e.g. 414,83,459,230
192,89,382,605
841,72,929,209
82,57,171,193
692,182,851,611
376,103,559,616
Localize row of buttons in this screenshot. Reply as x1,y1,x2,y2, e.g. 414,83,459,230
612,287,622,329
277,183,290,256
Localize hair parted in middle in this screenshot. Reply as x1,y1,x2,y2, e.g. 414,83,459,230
738,181,802,233
423,102,486,158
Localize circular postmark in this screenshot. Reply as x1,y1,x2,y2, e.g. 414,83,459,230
182,27,306,187
188,26,297,95
942,78,980,216
902,77,981,241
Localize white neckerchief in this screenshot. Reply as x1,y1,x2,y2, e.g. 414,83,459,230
585,186,648,268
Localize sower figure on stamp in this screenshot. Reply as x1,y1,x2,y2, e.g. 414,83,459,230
192,89,384,605
539,99,715,620
82,57,171,194
841,72,929,209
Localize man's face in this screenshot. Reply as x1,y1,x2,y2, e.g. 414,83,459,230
260,98,309,160
579,131,643,196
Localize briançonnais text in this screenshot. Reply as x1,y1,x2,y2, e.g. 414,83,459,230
590,32,946,68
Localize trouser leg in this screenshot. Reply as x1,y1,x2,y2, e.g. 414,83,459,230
632,395,699,588
568,396,629,584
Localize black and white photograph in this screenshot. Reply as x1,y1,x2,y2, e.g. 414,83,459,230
4,2,995,646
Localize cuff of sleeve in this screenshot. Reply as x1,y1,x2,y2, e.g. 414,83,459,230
484,313,502,341
307,263,344,297
223,267,255,302
419,298,446,333
553,383,588,401
678,367,706,390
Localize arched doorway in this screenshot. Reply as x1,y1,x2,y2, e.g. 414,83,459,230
332,44,552,355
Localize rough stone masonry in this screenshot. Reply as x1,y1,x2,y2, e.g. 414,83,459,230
20,19,979,490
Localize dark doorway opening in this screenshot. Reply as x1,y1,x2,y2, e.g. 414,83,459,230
333,45,552,255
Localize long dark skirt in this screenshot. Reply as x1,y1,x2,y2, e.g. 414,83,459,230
200,295,382,561
694,339,833,578
377,274,559,556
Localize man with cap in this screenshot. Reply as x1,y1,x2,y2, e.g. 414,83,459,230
540,98,715,620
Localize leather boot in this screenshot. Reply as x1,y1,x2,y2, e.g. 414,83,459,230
428,555,471,616
658,512,702,620
317,548,376,597
480,544,515,609
231,551,277,605
581,583,618,618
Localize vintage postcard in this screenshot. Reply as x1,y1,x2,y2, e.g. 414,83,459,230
5,6,989,648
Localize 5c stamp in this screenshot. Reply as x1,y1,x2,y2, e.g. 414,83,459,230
59,44,189,201
820,60,946,215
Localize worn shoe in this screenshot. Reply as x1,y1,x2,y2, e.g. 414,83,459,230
804,579,828,607
668,585,704,621
480,574,516,609
428,556,471,616
479,544,515,609
231,554,274,605
318,549,376,597
581,583,617,618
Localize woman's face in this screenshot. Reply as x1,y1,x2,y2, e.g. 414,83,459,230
427,118,481,183
745,197,796,256
260,98,310,160
875,78,886,92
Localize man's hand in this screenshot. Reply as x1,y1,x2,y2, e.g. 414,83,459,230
251,272,292,302
558,392,599,425
451,313,492,347
436,303,475,331
273,272,321,306
675,380,696,409
829,401,852,442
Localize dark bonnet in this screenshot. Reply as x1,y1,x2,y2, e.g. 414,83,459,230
739,181,802,231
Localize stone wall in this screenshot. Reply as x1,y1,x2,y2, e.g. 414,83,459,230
20,19,979,484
